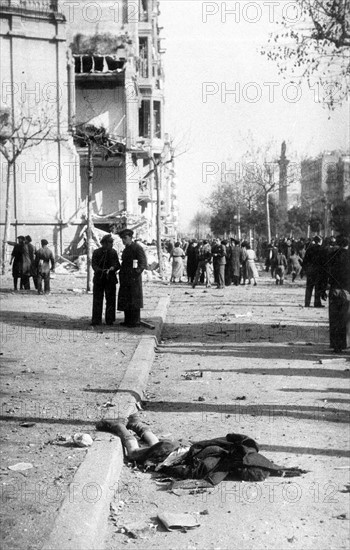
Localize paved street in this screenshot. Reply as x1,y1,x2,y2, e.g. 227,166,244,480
1,272,349,549
104,275,350,550
0,273,163,550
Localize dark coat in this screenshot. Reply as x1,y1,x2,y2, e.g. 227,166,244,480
212,244,226,265
186,244,199,279
117,242,148,311
92,247,120,285
328,247,350,351
35,247,55,274
230,246,241,277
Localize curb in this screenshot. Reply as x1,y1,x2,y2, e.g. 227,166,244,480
42,294,170,550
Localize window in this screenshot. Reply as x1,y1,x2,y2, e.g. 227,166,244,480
139,37,149,78
139,99,151,138
153,101,161,138
140,0,148,21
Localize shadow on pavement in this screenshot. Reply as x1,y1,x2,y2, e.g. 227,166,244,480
260,444,350,458
142,400,350,423
279,388,350,394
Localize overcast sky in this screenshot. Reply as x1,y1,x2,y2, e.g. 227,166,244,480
159,0,349,231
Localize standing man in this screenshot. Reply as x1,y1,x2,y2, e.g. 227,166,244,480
275,248,288,285
303,235,324,308
10,236,25,291
25,235,37,289
35,239,55,295
212,238,226,289
230,239,241,286
192,239,212,288
117,229,148,328
91,234,121,326
327,236,350,353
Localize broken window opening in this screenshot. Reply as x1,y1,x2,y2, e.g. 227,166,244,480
139,99,151,139
140,0,149,21
139,37,149,78
153,101,161,139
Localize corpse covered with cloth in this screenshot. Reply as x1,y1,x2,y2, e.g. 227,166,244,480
97,415,306,486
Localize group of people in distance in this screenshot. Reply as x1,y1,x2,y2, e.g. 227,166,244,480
168,238,259,289
165,233,350,354
10,235,55,294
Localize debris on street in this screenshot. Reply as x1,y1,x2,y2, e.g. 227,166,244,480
157,511,200,531
8,462,33,471
72,433,93,447
116,520,157,539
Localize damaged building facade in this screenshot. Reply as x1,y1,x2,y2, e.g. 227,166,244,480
65,0,178,241
0,0,81,256
0,0,178,264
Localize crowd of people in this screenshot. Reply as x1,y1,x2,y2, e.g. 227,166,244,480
163,234,349,353
6,231,350,352
166,238,260,289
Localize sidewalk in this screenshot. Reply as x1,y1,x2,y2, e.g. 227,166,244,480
103,276,350,550
0,273,169,550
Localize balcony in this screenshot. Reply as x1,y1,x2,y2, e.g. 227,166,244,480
138,180,153,203
0,0,59,13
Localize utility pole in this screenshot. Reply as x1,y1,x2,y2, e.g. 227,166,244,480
152,155,163,278
237,203,241,240
266,192,271,243
86,139,94,292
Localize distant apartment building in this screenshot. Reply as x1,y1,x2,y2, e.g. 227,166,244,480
0,0,81,255
63,0,178,241
301,151,349,233
301,152,349,207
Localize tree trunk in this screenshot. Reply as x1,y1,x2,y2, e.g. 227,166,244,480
153,158,163,277
86,140,94,292
237,203,241,240
266,192,271,243
1,161,12,275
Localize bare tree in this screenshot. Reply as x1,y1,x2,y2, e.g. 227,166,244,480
0,106,54,274
74,123,126,291
262,0,350,108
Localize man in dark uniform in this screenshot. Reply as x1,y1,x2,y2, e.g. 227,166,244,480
212,238,226,289
303,235,324,308
91,234,120,325
117,228,148,327
327,236,350,352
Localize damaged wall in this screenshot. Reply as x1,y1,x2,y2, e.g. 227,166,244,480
0,3,82,257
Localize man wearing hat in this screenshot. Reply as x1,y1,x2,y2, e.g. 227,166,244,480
117,228,148,327
91,234,121,325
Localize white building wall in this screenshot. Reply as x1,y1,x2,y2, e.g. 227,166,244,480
0,6,81,256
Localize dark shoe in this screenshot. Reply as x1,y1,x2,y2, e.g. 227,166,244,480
314,304,325,308
91,321,101,326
